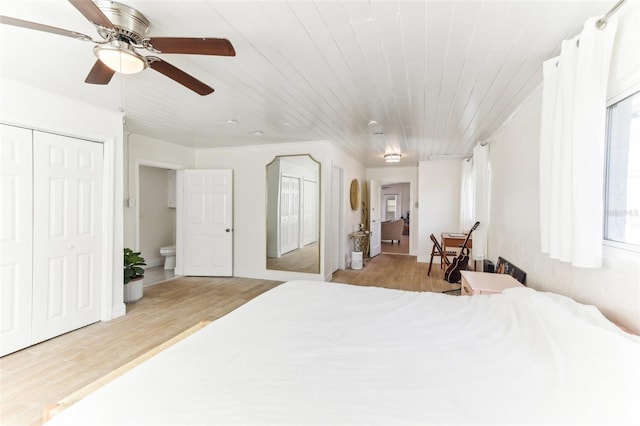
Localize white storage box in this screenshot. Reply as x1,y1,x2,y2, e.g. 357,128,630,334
351,251,363,270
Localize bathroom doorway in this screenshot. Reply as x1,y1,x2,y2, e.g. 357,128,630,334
136,161,182,286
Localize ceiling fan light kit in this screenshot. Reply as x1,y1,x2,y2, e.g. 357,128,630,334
1,0,235,95
94,41,146,74
384,153,401,163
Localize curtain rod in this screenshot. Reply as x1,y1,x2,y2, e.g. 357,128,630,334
596,0,626,29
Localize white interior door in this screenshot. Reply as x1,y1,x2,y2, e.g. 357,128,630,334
0,125,34,356
31,131,103,344
369,179,381,257
279,175,300,255
179,169,233,276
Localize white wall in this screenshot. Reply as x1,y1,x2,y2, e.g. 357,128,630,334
195,141,366,282
416,161,462,263
486,1,640,333
607,1,640,103
367,167,418,255
489,90,640,333
1,77,125,320
329,145,367,273
139,166,176,267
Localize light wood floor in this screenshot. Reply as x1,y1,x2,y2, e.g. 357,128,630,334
380,233,410,254
333,253,460,293
0,255,457,426
266,242,319,273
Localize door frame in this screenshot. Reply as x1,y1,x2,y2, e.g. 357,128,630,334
330,164,345,273
134,160,184,254
376,179,414,255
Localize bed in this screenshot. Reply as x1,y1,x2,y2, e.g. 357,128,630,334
45,280,640,425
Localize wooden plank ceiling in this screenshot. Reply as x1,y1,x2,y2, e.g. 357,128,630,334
0,0,616,166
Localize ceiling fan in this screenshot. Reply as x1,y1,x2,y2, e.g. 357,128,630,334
0,0,236,95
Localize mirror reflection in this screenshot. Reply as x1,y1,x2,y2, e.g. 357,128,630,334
266,155,320,273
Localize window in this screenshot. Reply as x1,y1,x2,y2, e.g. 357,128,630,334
384,194,398,221
604,90,640,247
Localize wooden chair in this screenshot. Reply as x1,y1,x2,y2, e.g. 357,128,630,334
428,234,457,276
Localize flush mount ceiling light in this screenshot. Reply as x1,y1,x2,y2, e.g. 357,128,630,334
94,40,146,74
384,153,401,163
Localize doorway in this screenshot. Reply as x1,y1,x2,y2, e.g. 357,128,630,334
135,161,182,286
380,182,410,255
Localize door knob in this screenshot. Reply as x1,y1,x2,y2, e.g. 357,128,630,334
226,228,231,232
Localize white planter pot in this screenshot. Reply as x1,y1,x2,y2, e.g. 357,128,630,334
124,277,144,303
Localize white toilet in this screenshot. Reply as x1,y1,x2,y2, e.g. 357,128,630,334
160,245,176,269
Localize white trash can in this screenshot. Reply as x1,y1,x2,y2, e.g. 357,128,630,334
351,251,363,270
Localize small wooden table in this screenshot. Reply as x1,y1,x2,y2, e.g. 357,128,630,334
460,271,524,295
440,232,472,268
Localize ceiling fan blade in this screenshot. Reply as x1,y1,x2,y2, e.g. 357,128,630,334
68,0,114,29
148,37,236,56
0,15,93,41
148,58,214,96
85,60,115,84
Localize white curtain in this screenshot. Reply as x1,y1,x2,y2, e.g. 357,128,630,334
459,143,489,262
539,17,617,268
472,143,489,261
459,158,474,231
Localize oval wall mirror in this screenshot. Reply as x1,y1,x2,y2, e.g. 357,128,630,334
266,155,320,274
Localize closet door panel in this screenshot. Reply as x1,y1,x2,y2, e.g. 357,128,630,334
31,132,103,344
0,125,33,356
279,176,300,255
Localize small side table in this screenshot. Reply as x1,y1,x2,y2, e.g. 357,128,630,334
350,230,370,252
460,271,524,295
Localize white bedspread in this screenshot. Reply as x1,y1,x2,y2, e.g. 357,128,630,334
46,281,640,425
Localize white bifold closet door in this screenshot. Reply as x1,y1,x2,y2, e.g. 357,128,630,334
0,125,103,356
279,175,300,256
0,126,34,355
31,131,103,343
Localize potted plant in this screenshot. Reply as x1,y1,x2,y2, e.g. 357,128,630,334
124,248,146,303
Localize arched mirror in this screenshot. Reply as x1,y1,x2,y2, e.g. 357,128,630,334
266,155,320,273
